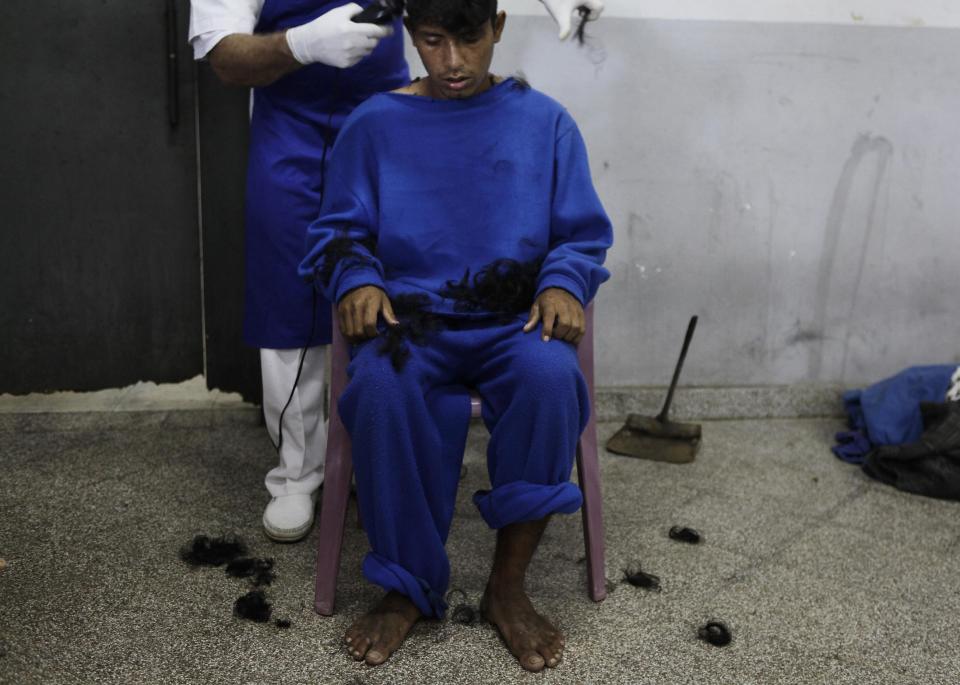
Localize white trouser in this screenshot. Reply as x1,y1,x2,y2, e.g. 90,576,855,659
261,346,328,498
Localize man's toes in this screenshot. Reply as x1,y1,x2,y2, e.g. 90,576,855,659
345,622,366,645
365,648,388,666
541,645,562,668
365,636,394,666
520,650,546,672
350,636,372,660
550,634,565,654
539,629,565,668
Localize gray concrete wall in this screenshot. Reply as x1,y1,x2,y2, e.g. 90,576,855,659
407,17,960,388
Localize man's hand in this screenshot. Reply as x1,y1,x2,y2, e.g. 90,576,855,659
285,3,394,68
338,286,399,341
541,0,605,41
523,288,585,344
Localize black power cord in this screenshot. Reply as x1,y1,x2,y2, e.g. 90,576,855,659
270,289,317,454
270,69,339,455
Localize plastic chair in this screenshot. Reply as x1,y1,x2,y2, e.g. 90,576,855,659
314,304,606,615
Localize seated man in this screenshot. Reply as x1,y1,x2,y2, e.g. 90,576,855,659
300,0,612,672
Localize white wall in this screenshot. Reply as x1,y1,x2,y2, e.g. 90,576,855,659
405,10,960,388
501,0,960,28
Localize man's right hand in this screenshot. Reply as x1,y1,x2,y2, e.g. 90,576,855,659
285,3,393,69
338,286,399,341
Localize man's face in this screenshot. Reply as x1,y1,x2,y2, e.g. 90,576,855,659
406,11,507,100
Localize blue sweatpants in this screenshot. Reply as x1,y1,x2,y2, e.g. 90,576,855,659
339,316,589,618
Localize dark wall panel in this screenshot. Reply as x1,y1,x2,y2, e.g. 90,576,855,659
0,0,202,393
197,65,262,405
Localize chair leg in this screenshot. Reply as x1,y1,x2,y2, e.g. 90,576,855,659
313,415,353,616
577,406,607,603
314,318,355,617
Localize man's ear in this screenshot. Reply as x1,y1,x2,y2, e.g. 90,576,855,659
493,11,506,43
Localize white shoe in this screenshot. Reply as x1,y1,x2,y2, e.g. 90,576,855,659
262,492,318,543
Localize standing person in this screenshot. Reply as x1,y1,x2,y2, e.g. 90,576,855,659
188,0,605,544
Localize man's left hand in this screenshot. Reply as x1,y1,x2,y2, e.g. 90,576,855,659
541,0,605,41
523,288,585,344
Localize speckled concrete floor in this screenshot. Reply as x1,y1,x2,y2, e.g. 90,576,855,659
1,410,958,685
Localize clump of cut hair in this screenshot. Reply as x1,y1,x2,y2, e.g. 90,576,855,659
440,257,544,319
315,232,378,288
623,565,661,592
445,589,480,626
376,293,441,371
225,557,277,587
697,621,732,647
668,526,702,544
510,74,531,90
574,5,590,45
179,535,247,567
406,0,498,36
234,590,272,623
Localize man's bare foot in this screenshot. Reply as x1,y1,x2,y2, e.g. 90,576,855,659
343,591,421,666
481,584,565,672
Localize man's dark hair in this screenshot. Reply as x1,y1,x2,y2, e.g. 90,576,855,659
405,0,499,36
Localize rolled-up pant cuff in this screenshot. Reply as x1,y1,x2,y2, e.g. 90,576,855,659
362,552,448,618
472,481,583,530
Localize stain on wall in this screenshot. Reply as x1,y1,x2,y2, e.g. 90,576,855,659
809,134,893,381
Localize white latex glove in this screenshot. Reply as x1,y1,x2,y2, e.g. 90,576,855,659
285,3,394,68
541,0,605,41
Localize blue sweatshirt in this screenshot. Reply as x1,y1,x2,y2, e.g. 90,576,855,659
300,78,612,316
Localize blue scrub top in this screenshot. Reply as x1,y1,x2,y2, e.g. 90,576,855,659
244,0,409,348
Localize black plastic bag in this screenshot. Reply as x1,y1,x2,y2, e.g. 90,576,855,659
863,402,960,501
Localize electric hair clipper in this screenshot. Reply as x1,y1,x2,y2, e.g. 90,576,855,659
351,0,405,25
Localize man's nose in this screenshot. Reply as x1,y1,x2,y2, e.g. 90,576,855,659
444,41,465,71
